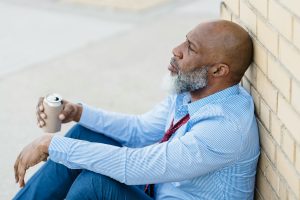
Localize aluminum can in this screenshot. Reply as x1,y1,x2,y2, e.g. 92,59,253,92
42,93,63,133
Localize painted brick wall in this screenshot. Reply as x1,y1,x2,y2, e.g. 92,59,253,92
220,0,300,199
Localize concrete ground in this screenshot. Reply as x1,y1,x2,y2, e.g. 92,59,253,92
0,0,220,198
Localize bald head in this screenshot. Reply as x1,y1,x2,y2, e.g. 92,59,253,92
170,20,254,98
188,20,253,84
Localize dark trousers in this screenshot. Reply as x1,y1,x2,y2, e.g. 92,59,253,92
13,124,153,200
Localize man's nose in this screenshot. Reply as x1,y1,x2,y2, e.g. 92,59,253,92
172,44,183,59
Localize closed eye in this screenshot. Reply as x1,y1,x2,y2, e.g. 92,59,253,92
186,39,196,53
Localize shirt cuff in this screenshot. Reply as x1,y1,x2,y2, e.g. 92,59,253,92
78,103,102,128
48,135,73,164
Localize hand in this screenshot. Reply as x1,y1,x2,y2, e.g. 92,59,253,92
36,97,83,128
14,134,53,187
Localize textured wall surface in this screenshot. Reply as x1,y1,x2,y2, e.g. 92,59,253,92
221,0,300,199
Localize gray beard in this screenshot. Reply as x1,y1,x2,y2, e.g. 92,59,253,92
171,66,208,94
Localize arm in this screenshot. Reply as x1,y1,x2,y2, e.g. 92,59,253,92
48,117,243,185
78,95,174,147
37,96,174,147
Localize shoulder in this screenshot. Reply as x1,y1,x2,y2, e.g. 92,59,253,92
190,86,255,132
221,86,255,131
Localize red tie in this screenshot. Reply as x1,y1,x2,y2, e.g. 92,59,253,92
144,114,190,197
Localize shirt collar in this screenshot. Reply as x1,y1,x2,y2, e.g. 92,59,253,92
187,84,240,116
174,93,190,120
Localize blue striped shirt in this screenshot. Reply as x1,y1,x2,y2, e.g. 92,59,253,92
49,84,260,199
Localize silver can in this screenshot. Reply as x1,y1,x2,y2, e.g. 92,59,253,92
42,93,63,133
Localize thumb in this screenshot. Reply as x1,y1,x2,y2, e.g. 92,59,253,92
59,104,74,121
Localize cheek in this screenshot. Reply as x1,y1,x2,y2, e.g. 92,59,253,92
179,61,198,73
179,52,203,72
177,62,188,73
188,56,205,70
178,57,194,71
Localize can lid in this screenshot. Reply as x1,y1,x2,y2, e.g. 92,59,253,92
44,93,62,107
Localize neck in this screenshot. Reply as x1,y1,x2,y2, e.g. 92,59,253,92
189,82,234,102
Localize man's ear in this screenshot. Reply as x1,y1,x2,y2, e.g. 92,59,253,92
210,64,229,77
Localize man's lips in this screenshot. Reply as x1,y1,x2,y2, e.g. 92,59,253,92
168,63,178,74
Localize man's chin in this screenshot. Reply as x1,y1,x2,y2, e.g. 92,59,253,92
161,73,177,94
170,71,178,77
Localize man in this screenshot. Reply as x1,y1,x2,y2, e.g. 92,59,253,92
13,20,260,199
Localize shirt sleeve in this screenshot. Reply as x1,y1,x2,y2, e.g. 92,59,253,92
78,95,174,147
49,116,242,185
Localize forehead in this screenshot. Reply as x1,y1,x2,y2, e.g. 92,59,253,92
186,24,214,50
191,22,234,53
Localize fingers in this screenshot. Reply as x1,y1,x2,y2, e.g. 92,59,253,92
14,155,20,183
36,97,44,112
38,119,45,127
59,103,74,121
40,113,46,119
17,159,27,188
14,138,48,188
36,97,46,127
18,165,26,187
37,115,46,128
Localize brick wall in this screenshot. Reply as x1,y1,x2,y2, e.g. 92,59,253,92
220,0,300,199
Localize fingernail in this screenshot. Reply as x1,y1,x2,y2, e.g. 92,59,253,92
59,114,65,120
40,113,46,119
39,105,43,111
40,121,44,126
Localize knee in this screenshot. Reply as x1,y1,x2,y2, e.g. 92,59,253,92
79,170,114,186
66,170,116,199
64,124,122,146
